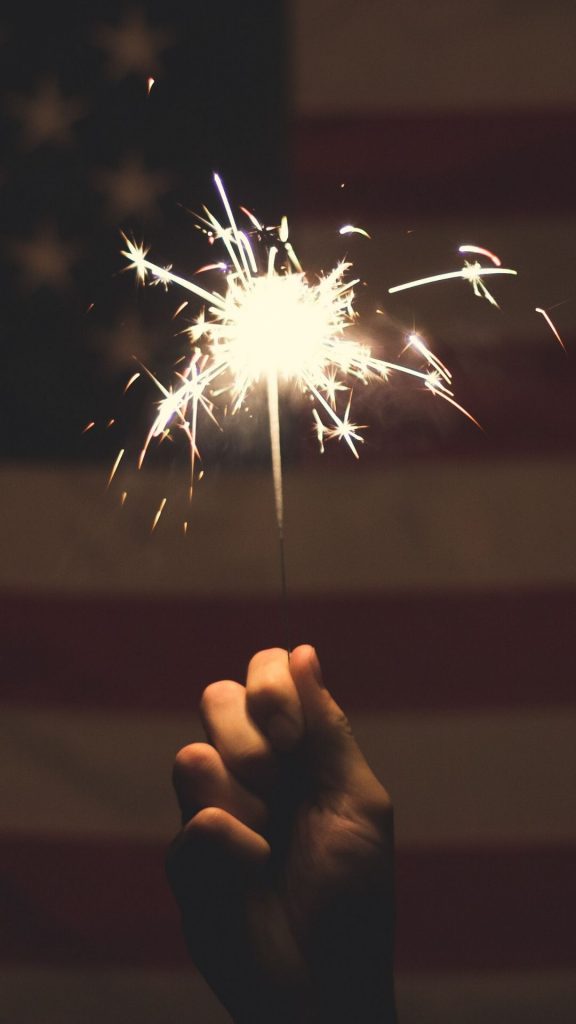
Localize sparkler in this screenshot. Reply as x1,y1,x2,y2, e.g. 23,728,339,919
121,174,480,566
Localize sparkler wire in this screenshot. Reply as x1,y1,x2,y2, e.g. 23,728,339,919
121,179,514,644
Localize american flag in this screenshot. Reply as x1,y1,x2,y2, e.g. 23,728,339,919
1,2,576,1021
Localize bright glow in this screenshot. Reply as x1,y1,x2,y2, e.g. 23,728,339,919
216,268,354,382
389,260,517,307
535,307,566,351
122,176,477,529
339,224,371,239
459,244,501,267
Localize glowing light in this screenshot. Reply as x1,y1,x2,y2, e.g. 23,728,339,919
535,307,566,351
389,260,517,307
151,497,167,532
172,301,189,319
459,244,502,267
339,224,371,239
107,448,125,488
124,372,141,392
122,175,476,533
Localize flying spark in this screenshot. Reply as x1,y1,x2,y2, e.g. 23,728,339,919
124,372,141,392
107,448,125,488
535,307,566,351
389,259,517,307
459,244,502,267
151,497,167,532
122,175,476,535
339,224,371,239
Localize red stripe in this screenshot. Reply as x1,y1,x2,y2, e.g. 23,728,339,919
293,111,576,218
1,588,575,712
0,837,573,970
293,343,576,462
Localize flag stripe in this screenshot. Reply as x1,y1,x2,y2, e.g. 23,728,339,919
3,966,576,1024
292,112,576,218
1,837,573,970
2,588,575,712
2,707,575,846
3,462,576,598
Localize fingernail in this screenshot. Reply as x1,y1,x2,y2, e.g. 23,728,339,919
310,647,325,688
266,712,302,751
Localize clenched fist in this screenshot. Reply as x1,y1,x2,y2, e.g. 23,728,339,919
167,645,395,1024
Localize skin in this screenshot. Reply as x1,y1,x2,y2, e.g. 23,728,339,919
167,645,396,1024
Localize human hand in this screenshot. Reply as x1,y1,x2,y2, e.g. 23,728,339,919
167,645,395,1024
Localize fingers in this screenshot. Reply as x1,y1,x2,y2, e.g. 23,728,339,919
289,645,392,814
173,742,268,832
167,807,270,907
246,647,304,751
200,678,277,791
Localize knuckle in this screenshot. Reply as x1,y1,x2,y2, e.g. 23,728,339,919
247,678,285,717
231,741,268,775
227,741,274,787
200,678,240,714
173,742,218,786
248,648,286,675
332,706,354,737
190,805,230,836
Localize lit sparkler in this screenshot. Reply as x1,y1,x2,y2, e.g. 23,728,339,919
121,174,475,539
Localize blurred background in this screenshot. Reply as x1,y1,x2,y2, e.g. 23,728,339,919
1,2,575,1021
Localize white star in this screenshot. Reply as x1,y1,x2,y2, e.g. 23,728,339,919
8,77,86,149
94,156,172,220
11,224,81,290
94,9,174,80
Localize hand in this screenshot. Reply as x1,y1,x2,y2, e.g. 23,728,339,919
167,645,395,1024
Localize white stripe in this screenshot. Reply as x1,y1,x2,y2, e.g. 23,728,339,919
2,707,575,845
1,459,576,594
1,966,575,1024
396,970,576,1024
293,1,576,111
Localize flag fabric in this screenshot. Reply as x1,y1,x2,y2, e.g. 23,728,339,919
1,3,576,1022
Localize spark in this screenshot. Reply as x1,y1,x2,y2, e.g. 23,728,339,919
107,418,115,427
83,421,95,433
124,372,141,392
107,448,125,488
406,333,451,385
147,77,155,94
120,491,128,506
535,307,566,351
151,497,167,532
172,301,189,319
339,224,371,239
389,260,517,306
459,244,501,267
122,175,477,535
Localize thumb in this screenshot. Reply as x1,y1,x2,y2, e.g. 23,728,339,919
289,645,383,804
